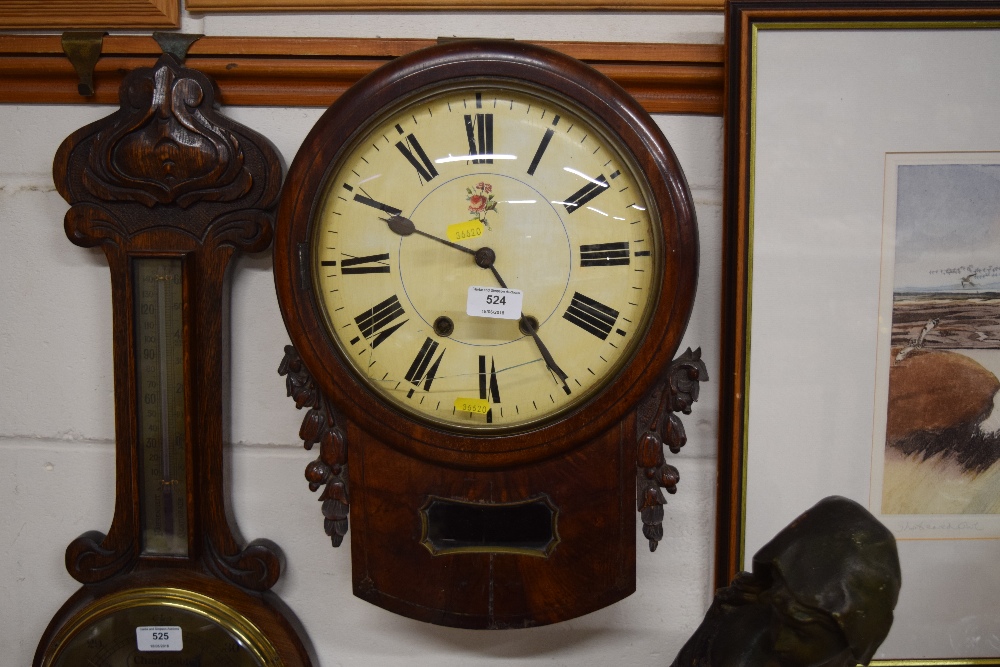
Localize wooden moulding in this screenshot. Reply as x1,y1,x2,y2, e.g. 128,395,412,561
0,35,724,115
0,0,178,29
186,0,722,11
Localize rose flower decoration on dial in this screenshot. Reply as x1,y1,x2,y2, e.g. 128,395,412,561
307,87,661,432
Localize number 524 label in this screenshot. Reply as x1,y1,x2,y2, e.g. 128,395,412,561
466,286,523,320
136,626,183,652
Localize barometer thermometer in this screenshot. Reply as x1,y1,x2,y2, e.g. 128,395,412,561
34,51,312,665
135,259,187,556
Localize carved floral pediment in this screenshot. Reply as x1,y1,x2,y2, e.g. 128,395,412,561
81,56,252,209
55,53,281,249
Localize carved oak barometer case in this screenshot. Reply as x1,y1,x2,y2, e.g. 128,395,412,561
275,40,705,628
36,51,312,664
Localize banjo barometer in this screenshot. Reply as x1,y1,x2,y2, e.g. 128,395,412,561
36,48,313,665
275,40,705,628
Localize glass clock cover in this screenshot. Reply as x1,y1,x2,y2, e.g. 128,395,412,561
310,84,663,433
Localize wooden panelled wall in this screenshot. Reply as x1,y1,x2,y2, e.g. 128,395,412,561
0,36,723,115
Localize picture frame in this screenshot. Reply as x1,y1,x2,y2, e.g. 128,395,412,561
0,0,178,29
184,0,721,13
719,1,1000,663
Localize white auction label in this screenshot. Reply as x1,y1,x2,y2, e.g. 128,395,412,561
136,626,183,652
467,286,523,320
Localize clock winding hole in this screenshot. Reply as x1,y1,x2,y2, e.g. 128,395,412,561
433,316,455,337
518,315,540,336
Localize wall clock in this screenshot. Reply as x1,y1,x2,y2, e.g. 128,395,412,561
35,49,312,665
275,39,705,628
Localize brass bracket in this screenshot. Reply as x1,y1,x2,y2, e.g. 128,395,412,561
153,32,204,63
60,31,106,97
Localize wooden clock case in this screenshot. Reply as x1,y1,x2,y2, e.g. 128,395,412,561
274,40,705,629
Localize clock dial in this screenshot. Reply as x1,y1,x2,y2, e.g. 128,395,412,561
42,588,279,667
310,86,662,432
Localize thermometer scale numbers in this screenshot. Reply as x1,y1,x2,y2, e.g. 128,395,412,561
134,258,187,556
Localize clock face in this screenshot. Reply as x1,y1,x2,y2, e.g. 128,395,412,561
309,83,663,433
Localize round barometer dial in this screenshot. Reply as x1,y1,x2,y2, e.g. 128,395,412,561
39,588,280,667
310,85,661,432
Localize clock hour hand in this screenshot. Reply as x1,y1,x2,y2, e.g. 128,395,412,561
380,215,476,256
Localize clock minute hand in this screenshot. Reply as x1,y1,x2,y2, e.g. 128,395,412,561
519,315,572,395
380,215,476,256
383,214,570,394
476,251,572,396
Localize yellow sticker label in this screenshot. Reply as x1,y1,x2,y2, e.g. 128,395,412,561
455,397,491,414
446,219,485,242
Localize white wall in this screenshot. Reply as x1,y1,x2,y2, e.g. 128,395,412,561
0,11,724,665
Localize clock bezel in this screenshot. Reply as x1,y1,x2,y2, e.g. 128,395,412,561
274,40,698,469
308,79,665,436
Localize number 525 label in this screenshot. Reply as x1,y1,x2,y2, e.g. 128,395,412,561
467,286,523,320
136,626,183,652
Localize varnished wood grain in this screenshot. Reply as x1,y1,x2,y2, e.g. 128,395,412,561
0,0,177,28
347,422,636,628
187,0,721,10
0,35,724,114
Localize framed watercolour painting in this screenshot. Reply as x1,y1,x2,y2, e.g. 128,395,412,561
720,1,1000,663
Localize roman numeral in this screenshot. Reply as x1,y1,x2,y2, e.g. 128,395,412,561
405,337,445,396
340,253,390,275
580,242,630,267
353,295,407,349
354,194,402,216
527,115,559,176
464,113,493,164
562,175,609,214
479,355,501,423
396,134,438,182
563,292,620,340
